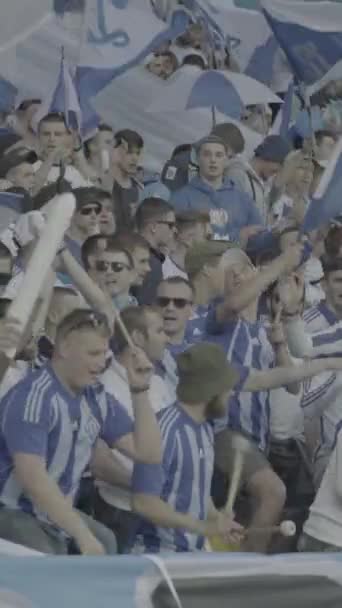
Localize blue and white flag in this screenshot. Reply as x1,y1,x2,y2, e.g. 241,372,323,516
0,77,17,112
182,0,291,90
302,138,342,233
33,53,82,132
271,80,294,138
77,0,190,100
262,0,342,96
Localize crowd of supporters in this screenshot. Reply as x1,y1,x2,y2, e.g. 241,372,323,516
0,18,342,557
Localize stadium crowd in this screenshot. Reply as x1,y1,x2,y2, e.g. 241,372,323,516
1,16,342,558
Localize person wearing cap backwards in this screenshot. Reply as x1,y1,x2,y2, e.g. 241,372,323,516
170,135,269,250
184,240,342,552
227,134,291,224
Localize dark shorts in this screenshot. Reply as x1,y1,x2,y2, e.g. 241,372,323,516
214,429,270,487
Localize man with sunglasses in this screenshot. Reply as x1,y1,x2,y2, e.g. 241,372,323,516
0,308,162,555
88,237,138,312
64,188,102,267
156,277,195,398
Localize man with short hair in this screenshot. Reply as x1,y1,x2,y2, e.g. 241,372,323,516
0,308,162,555
297,256,342,487
95,306,174,553
156,277,195,394
170,135,265,244
86,237,137,311
114,232,151,288
157,277,194,353
112,129,144,230
163,210,212,279
65,188,102,266
33,113,90,190
135,197,176,305
227,134,291,223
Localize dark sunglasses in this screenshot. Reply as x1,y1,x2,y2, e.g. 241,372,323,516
80,205,102,216
95,260,131,273
157,297,192,309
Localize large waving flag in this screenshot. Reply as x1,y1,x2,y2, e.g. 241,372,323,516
271,80,294,138
76,0,190,100
33,53,83,132
262,0,342,96
183,0,291,90
302,138,342,233
32,52,100,138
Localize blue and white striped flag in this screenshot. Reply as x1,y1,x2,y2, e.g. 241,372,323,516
33,53,82,132
76,0,190,100
262,0,342,95
302,138,342,233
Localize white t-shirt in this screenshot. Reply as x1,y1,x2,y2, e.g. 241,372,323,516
304,429,342,547
98,358,173,511
32,161,91,189
162,256,187,280
270,359,305,442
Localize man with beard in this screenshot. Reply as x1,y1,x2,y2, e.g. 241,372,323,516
133,342,244,553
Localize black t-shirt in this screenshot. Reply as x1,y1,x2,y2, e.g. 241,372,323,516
132,247,165,306
112,180,140,231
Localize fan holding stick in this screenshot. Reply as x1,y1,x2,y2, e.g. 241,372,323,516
208,432,251,552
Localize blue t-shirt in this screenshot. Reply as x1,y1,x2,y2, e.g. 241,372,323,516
138,404,214,553
185,305,211,343
0,364,133,517
205,307,274,453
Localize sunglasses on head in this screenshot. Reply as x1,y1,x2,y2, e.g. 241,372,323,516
95,260,131,273
157,297,192,309
66,311,110,335
80,204,102,216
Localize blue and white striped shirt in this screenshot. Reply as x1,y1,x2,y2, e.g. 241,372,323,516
205,310,273,453
139,404,214,553
0,364,132,520
302,302,342,460
185,305,211,343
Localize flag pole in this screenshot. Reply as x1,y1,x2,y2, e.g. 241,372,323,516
305,89,317,158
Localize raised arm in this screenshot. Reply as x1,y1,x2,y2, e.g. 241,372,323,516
216,244,303,322
110,347,162,465
244,357,342,392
